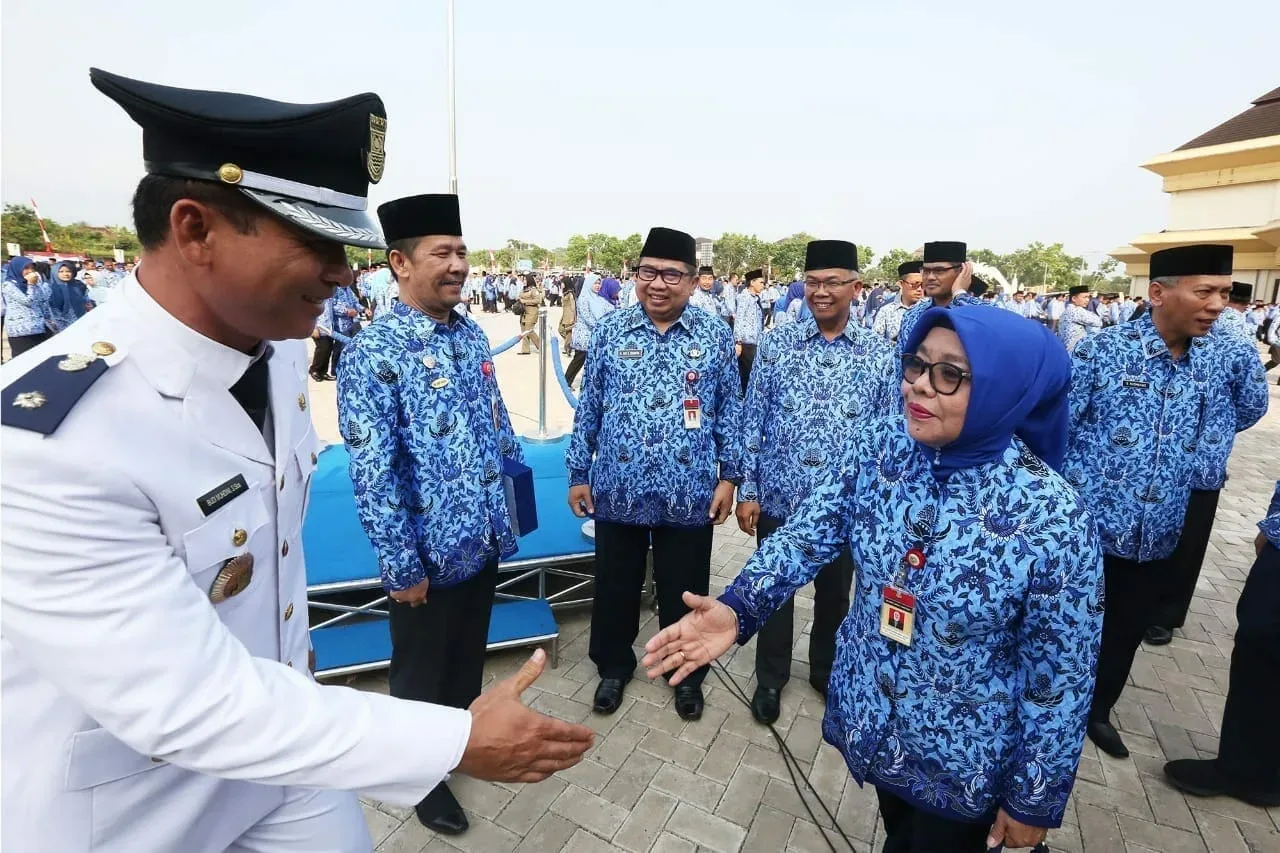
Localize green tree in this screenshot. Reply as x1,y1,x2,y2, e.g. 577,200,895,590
345,246,387,268
1001,242,1083,290
857,244,875,273
766,232,816,280
864,247,917,283
1,204,48,252
712,232,767,274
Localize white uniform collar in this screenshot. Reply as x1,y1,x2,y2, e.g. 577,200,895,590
121,273,270,391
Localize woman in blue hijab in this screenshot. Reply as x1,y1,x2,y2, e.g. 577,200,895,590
644,305,1103,852
2,257,54,356
47,261,89,331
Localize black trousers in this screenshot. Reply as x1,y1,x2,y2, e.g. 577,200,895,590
1217,543,1280,788
564,349,588,386
388,555,499,710
1153,489,1220,630
8,332,48,357
737,343,757,396
754,514,852,690
876,788,992,853
309,336,344,377
1091,554,1170,720
590,520,714,688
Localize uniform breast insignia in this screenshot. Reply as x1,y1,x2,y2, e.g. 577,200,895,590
196,474,250,517
430,377,450,390
1,355,111,435
422,355,437,369
90,341,117,357
209,553,255,603
687,347,703,359
297,393,308,412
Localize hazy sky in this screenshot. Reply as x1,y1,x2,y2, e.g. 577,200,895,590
3,0,1277,263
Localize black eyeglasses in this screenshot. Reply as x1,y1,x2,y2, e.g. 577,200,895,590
901,353,971,396
921,264,960,278
635,265,689,285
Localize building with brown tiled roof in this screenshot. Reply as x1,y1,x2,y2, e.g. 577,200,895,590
1110,87,1280,301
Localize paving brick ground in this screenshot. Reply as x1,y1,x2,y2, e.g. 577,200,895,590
315,313,1280,852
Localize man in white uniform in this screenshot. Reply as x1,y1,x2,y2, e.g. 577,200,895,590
0,68,592,853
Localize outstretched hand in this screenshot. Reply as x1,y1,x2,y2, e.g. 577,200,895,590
641,591,738,685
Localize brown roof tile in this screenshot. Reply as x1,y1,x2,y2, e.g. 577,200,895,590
1176,86,1280,150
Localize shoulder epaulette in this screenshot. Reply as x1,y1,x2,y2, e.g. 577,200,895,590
2,353,111,434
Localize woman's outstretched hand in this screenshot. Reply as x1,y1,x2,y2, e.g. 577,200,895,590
641,591,739,685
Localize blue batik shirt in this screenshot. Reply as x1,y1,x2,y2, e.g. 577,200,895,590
721,418,1102,828
1259,481,1280,550
1063,313,1269,562
337,301,525,591
1211,307,1253,344
734,290,765,346
566,303,743,527
740,316,899,521
1057,304,1103,354
895,292,986,356
1189,330,1268,491
1,280,51,337
327,286,362,338
689,287,728,322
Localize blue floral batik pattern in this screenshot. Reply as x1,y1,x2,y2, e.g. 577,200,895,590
895,292,987,357
1058,304,1103,354
740,315,899,520
337,301,524,591
719,417,1102,828
1259,481,1280,550
566,303,743,527
1063,313,1268,562
1189,329,1268,491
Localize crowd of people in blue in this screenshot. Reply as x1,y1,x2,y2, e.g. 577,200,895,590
4,66,1279,853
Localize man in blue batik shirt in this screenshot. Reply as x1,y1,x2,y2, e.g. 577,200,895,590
895,241,984,356
338,194,525,837
1064,244,1270,759
737,240,899,725
689,265,729,323
310,283,361,380
1059,285,1105,354
566,227,743,723
1165,481,1280,808
733,268,766,394
1146,280,1268,646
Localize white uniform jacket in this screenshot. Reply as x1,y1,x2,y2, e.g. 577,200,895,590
1,276,471,853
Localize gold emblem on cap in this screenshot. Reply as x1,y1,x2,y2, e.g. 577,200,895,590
91,341,116,356
430,377,450,390
13,391,47,409
58,355,93,372
217,163,244,185
297,393,307,412
232,528,248,547
367,114,387,184
209,553,255,603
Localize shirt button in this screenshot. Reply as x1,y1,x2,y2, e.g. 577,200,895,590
150,756,164,764
279,474,286,491
311,452,318,465
287,661,294,668
297,394,307,412
284,602,294,621
281,540,290,557
232,528,248,547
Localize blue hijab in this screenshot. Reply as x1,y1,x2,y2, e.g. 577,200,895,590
4,256,34,293
901,304,1071,478
48,261,80,319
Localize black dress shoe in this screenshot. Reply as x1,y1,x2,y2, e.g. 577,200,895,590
674,684,704,721
592,677,626,714
415,782,469,835
752,687,781,724
1087,720,1129,758
1164,758,1280,808
1144,625,1173,646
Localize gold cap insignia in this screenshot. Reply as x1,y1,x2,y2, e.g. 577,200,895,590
13,391,47,409
367,114,387,184
217,163,244,184
210,553,255,602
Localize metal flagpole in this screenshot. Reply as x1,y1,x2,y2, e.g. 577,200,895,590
447,0,458,194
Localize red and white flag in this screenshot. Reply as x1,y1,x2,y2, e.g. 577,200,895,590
30,197,54,251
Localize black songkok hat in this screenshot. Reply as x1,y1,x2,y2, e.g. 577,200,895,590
697,265,715,277
1069,284,1090,296
745,268,764,283
922,241,966,263
1230,281,1253,303
90,67,387,249
377,194,463,243
897,260,923,278
804,240,858,272
1149,244,1232,279
639,227,697,266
